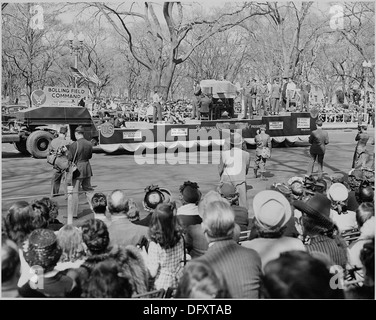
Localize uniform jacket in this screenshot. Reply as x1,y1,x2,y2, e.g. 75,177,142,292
255,132,272,157
49,137,70,155
355,131,369,153
270,84,281,99
308,128,329,155
196,239,262,298
68,137,93,178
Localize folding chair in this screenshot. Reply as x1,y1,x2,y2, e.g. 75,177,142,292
132,288,166,299
238,230,251,243
341,228,361,246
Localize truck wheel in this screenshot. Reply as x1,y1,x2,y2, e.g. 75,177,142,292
26,130,54,158
14,140,30,155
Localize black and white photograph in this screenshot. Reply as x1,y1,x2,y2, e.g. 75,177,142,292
1,1,374,303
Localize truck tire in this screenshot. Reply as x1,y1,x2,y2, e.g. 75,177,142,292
14,140,30,156
26,130,54,159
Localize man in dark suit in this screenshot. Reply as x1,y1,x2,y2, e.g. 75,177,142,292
352,124,370,169
107,189,149,248
68,125,94,218
306,119,329,179
196,199,262,298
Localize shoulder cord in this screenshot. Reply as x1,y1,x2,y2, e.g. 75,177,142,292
72,140,79,164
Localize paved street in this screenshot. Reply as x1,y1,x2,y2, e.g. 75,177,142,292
1,127,374,226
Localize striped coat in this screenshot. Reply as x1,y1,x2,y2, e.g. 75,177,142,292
305,235,348,269
196,239,262,299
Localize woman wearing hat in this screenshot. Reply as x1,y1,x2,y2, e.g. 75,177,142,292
293,194,348,269
176,181,202,230
18,228,79,297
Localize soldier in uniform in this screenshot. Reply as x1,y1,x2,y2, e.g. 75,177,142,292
68,126,94,218
254,127,272,181
242,78,257,119
49,126,70,197
352,124,370,169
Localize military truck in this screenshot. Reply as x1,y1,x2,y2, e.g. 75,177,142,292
1,105,99,158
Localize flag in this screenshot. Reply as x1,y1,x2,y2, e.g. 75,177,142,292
71,67,102,86
86,67,102,86
71,67,86,79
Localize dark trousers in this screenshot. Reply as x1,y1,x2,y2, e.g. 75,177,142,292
307,152,325,179
244,95,255,119
51,169,64,197
153,103,162,122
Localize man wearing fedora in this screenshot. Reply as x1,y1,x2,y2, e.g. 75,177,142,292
218,132,251,210
67,125,94,218
254,127,272,180
306,119,329,179
241,190,306,271
49,126,70,197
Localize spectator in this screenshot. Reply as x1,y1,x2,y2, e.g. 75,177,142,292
18,229,79,298
261,250,344,299
55,225,87,273
175,260,231,298
109,245,149,296
82,259,133,298
2,236,21,298
176,181,202,230
3,201,45,248
36,197,64,231
217,182,249,231
356,184,374,204
346,202,374,282
293,193,348,269
141,202,186,291
241,190,305,270
91,192,111,227
2,201,47,288
107,189,148,247
196,200,262,298
133,185,171,227
185,190,241,259
70,219,111,294
328,183,357,233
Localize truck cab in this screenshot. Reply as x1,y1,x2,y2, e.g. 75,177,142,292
2,105,99,158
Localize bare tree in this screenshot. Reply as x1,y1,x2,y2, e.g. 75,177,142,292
89,2,270,99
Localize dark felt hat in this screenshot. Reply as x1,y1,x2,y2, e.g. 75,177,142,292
180,181,201,204
23,229,62,272
293,194,334,230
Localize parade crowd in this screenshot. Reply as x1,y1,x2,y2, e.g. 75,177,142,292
2,119,375,299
